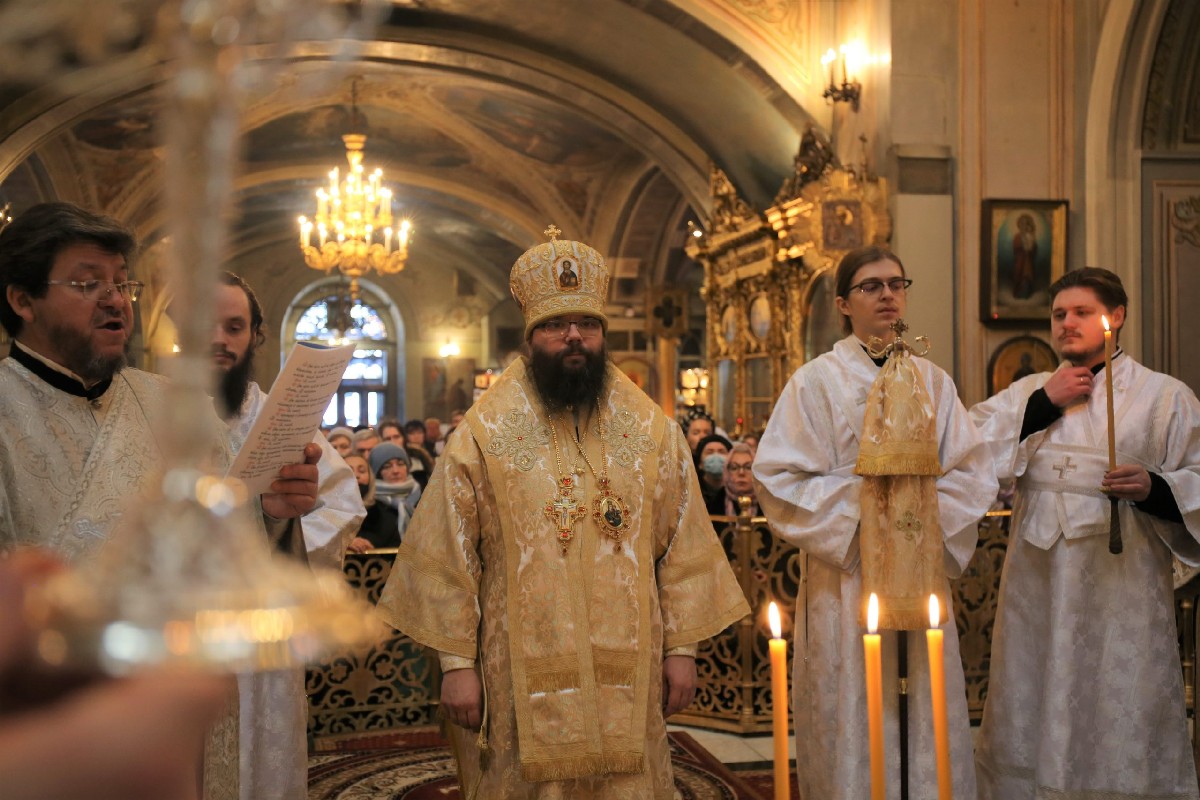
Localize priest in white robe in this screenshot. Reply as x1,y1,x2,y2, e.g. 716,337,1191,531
754,246,996,800
0,203,323,800
213,272,365,800
970,267,1200,799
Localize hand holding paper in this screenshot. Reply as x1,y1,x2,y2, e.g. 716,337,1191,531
261,442,322,519
227,342,353,498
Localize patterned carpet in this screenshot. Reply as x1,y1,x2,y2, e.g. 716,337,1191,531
308,728,786,799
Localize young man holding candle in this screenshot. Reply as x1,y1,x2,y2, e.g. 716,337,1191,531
753,246,997,800
970,266,1200,799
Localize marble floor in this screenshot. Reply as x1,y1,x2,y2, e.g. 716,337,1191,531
668,723,794,767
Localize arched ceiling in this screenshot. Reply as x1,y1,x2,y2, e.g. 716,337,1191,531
0,0,820,315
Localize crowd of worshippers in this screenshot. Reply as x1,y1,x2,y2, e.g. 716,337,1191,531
335,407,764,553
2,200,1199,800
322,414,464,553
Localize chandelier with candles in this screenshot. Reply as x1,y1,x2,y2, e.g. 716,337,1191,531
297,81,411,298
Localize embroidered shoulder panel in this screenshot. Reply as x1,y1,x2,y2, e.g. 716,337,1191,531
602,409,655,468
483,409,551,472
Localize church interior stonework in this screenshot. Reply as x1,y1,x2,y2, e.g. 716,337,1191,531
3,0,1200,797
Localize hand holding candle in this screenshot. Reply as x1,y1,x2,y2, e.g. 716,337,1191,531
1102,315,1122,554
926,595,952,800
768,602,791,800
864,592,885,800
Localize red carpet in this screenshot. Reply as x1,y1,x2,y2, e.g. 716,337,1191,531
309,728,785,799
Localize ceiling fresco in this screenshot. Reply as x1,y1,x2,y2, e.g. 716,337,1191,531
0,0,822,328
431,83,628,169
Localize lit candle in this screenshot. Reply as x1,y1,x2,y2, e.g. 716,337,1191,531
864,592,885,800
926,595,952,800
1102,315,1116,470
297,216,307,247
768,602,791,800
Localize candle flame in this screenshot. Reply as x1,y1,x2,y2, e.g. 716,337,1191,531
867,593,879,634
1102,315,1111,332
929,594,940,628
768,602,782,639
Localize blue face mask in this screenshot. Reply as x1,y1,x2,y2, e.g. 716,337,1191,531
702,453,727,476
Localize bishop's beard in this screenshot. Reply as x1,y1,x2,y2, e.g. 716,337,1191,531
216,346,256,420
529,342,610,414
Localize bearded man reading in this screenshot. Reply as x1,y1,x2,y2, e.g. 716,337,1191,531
377,226,748,798
211,271,364,800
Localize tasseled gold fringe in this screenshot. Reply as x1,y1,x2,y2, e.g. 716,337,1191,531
860,603,938,632
595,662,636,687
525,671,579,694
520,751,645,783
855,452,941,477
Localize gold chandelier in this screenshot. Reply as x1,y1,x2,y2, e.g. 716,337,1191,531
297,88,411,298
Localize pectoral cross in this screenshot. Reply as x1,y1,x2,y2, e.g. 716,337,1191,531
1052,455,1077,480
545,477,585,554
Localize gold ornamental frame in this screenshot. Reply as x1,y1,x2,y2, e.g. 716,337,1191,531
689,137,891,434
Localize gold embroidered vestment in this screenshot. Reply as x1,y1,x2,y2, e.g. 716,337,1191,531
378,359,748,795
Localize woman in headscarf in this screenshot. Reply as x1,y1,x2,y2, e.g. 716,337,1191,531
369,442,422,531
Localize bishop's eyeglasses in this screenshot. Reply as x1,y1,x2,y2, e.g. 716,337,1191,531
45,280,145,303
537,318,604,338
847,277,912,297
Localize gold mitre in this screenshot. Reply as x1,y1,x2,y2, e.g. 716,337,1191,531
511,224,610,339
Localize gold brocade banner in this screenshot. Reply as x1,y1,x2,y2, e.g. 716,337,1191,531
856,336,945,631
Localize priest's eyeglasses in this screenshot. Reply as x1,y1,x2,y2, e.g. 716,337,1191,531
46,280,145,303
848,277,912,297
537,318,604,338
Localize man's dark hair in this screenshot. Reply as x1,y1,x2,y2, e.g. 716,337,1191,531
376,416,403,438
214,272,267,418
1049,266,1128,313
682,410,714,434
833,246,906,334
404,419,426,434
219,271,265,348
0,202,136,337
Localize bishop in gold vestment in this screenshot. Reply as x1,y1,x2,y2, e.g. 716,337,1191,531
377,228,749,799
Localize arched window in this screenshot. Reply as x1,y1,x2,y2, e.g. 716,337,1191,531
285,279,404,427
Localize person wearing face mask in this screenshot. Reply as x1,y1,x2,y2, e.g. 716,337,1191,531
345,453,401,553
693,433,733,515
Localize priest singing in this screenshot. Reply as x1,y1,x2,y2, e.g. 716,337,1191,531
753,245,997,800
377,226,749,798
